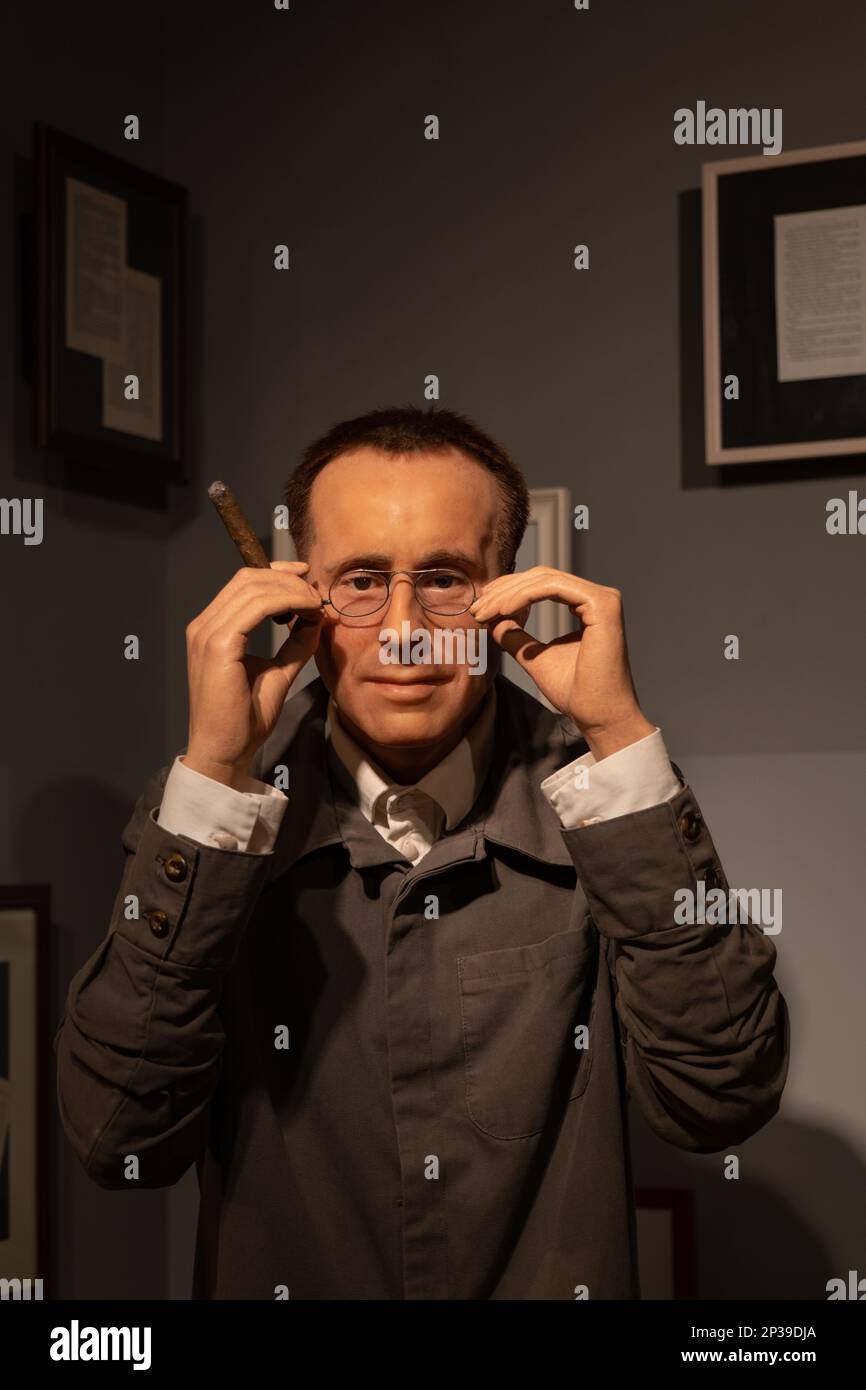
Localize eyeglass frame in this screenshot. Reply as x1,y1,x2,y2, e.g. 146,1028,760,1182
319,565,513,618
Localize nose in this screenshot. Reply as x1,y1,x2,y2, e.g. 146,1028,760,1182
383,572,423,629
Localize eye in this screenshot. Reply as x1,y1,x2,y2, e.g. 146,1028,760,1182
335,570,387,593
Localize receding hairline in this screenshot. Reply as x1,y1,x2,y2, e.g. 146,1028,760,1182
300,444,506,560
285,404,530,571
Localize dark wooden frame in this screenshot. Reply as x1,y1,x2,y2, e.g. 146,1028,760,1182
33,121,187,482
635,1186,697,1299
0,885,51,1289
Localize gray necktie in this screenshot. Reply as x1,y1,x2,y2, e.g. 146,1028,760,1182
378,788,445,865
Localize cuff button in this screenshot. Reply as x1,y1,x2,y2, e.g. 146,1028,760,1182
147,910,170,938
164,851,188,882
679,810,702,842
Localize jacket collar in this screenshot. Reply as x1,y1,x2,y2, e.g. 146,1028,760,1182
325,683,498,833
254,674,585,884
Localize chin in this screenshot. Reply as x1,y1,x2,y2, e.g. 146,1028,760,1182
358,690,455,742
343,678,474,744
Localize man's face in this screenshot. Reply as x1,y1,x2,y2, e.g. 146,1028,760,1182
306,446,507,754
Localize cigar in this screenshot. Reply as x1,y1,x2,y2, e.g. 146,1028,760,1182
207,480,294,625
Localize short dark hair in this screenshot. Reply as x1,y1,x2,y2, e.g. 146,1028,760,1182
285,404,530,571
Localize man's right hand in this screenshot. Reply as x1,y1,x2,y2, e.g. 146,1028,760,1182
183,561,325,787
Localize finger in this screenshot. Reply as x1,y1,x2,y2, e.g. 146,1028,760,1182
472,573,601,620
473,567,600,602
195,580,323,645
266,563,316,624
188,563,313,632
241,562,317,625
472,578,567,620
486,619,546,665
194,570,321,635
486,601,532,630
473,570,580,606
470,571,561,615
271,615,324,668
224,592,324,648
472,568,557,603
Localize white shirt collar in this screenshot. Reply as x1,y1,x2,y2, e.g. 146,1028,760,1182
325,683,497,831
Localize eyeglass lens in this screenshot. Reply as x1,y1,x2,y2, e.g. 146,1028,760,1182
329,569,475,617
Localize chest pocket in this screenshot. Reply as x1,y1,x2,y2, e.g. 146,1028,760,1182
458,924,598,1140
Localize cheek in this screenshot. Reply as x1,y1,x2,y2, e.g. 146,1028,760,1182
319,621,373,668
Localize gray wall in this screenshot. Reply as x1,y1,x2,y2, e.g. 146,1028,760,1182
1,2,175,1296
5,0,864,1298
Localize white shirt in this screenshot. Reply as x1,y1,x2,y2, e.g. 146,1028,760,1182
323,688,498,863
157,685,681,859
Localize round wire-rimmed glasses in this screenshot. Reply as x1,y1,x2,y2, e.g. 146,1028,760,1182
323,568,477,618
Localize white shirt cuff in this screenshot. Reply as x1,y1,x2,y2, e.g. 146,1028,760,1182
156,756,288,853
540,728,681,829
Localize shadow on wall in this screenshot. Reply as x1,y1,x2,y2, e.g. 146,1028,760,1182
631,1110,864,1300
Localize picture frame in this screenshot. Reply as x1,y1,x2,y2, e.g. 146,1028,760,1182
635,1187,697,1300
702,138,866,465
271,485,574,710
0,886,50,1289
33,122,187,482
505,485,573,710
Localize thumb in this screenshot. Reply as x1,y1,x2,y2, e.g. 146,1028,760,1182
487,617,545,667
272,610,324,669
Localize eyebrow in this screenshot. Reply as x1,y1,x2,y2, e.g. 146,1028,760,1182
325,549,484,577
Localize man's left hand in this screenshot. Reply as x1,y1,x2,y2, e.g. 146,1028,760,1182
469,567,656,760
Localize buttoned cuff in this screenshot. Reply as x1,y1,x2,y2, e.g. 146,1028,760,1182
157,756,288,854
540,728,681,829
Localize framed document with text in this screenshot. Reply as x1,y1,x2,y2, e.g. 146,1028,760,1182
33,123,187,483
703,138,866,464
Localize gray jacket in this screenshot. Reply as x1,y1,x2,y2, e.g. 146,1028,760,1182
55,674,789,1299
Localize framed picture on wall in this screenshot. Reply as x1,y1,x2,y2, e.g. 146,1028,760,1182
703,138,866,464
271,485,574,709
504,486,573,710
0,886,50,1289
33,122,187,482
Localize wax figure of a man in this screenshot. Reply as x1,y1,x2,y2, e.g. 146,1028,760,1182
56,406,789,1300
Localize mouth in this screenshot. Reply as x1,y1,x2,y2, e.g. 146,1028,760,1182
366,676,450,695
366,678,450,689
